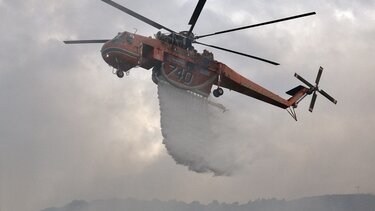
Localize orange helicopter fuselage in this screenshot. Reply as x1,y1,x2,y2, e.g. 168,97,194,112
100,31,307,108
101,31,219,97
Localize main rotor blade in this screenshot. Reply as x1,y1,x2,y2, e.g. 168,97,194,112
316,66,323,85
63,39,110,44
309,92,317,112
101,0,175,33
194,41,279,65
319,89,338,104
294,73,314,88
195,12,316,39
188,0,207,36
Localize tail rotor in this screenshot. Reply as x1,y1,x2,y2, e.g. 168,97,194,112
294,67,337,112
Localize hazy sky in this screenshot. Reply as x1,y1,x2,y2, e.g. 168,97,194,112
1,0,375,211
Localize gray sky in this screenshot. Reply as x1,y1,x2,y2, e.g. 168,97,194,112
1,0,375,210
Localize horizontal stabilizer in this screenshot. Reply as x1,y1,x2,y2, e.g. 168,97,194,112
286,85,305,96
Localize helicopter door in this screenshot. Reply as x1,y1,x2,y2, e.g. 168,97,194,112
138,43,155,70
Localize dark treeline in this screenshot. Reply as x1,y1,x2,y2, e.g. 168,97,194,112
43,194,375,211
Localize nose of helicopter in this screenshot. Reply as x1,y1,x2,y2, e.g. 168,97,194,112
100,35,138,72
100,41,114,65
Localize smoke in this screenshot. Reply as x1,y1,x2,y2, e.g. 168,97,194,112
157,81,259,176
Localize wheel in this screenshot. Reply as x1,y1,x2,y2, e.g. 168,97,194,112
213,89,220,97
116,70,124,78
213,87,224,97
217,87,224,96
151,66,160,84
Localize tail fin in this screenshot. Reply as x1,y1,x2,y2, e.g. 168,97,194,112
284,85,310,121
286,85,306,96
285,85,309,107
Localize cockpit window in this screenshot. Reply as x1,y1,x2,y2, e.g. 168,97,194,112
113,33,122,39
112,32,127,43
112,32,134,44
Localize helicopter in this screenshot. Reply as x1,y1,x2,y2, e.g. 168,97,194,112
64,0,337,120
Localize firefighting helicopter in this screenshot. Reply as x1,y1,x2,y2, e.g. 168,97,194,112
64,0,337,120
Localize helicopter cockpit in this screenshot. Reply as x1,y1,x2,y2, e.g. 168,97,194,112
112,32,134,44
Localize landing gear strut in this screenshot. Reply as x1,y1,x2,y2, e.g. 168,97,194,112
213,72,224,97
213,87,224,97
151,65,161,84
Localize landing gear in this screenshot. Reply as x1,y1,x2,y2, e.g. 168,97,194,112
213,72,224,97
116,70,124,78
213,87,224,97
151,65,161,84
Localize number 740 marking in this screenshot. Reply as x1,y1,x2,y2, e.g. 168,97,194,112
171,65,193,85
